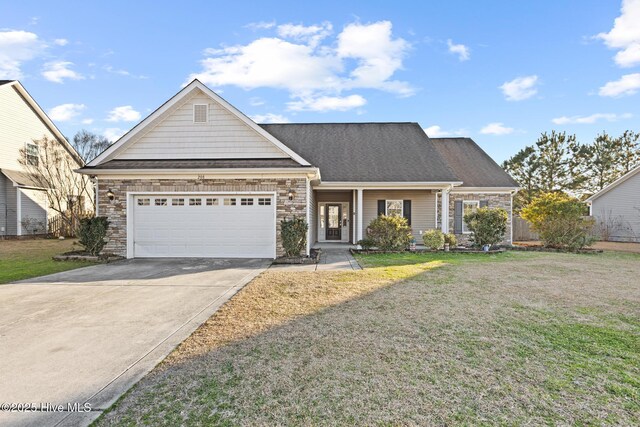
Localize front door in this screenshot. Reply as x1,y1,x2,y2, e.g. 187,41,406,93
326,204,342,240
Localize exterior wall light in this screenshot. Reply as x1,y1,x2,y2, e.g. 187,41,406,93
107,189,115,202
288,189,296,201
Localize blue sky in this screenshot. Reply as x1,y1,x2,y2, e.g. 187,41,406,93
2,0,639,162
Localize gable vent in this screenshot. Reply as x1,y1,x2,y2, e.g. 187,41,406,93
193,104,208,123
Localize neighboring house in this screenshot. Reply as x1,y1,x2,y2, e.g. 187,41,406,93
79,80,518,258
586,164,640,242
0,80,84,237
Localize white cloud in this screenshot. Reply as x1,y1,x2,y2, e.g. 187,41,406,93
596,0,640,67
599,73,640,97
103,65,148,79
447,39,470,61
48,103,86,122
245,21,276,31
0,30,44,79
287,94,366,112
106,105,141,122
249,97,265,106
423,125,466,137
250,113,290,123
188,20,412,111
42,61,84,83
480,122,514,135
53,38,68,46
500,75,539,101
552,112,632,125
81,118,94,125
103,128,126,142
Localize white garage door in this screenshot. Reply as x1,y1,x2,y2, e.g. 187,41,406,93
132,194,275,258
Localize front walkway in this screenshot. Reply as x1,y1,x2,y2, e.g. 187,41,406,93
271,245,362,271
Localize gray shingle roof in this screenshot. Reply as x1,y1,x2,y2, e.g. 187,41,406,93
87,158,306,170
261,122,460,182
430,138,518,187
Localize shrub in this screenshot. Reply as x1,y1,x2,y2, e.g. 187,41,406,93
78,216,109,256
366,215,412,251
444,232,457,247
422,229,444,250
521,192,595,250
464,207,508,247
280,216,308,257
357,238,376,250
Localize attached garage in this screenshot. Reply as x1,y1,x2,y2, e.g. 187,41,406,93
130,193,276,258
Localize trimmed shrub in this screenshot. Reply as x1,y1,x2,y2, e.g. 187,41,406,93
521,192,595,250
422,229,445,250
464,207,508,247
357,238,376,250
366,215,412,251
444,232,457,247
280,216,308,257
78,216,109,256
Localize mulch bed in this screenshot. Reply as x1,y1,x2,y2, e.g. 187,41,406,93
53,250,123,262
350,247,506,255
273,248,321,264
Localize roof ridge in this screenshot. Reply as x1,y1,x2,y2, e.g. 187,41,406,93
259,121,419,125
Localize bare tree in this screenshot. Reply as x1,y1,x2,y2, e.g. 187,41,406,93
72,129,111,163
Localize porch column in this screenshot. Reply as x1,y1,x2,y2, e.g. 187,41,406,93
356,188,364,242
440,189,449,234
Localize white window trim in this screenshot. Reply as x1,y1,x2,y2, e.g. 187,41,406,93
462,200,480,234
25,141,39,166
193,104,208,123
385,199,403,217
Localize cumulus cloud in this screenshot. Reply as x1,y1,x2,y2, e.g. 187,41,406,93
187,20,412,112
447,39,470,61
0,30,44,79
480,122,514,135
552,112,632,125
287,94,366,112
423,125,467,137
500,75,539,101
48,103,86,122
42,61,84,83
596,0,640,68
250,113,290,123
599,73,640,97
106,105,141,122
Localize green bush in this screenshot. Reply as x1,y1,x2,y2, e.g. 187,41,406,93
78,216,109,256
280,216,308,257
521,192,595,250
444,232,457,247
464,207,508,248
422,229,444,250
357,238,376,250
366,215,412,251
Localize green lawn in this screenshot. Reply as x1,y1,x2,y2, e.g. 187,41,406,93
0,239,94,284
96,250,640,426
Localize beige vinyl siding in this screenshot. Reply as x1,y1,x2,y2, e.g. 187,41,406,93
19,188,48,234
0,174,10,235
363,190,436,238
5,181,17,235
592,171,640,242
118,89,288,160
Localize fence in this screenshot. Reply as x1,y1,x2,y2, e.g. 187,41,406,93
512,215,539,241
48,211,94,237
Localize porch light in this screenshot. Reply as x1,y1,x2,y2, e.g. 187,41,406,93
288,189,296,201
107,189,115,202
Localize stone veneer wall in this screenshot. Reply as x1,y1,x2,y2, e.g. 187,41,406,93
447,192,513,245
97,178,307,257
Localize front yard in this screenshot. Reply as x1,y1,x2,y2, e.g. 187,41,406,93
97,251,639,425
0,239,93,284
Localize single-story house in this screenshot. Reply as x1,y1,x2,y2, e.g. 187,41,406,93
79,80,518,258
586,164,640,242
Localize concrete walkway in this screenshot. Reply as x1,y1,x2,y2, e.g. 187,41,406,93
270,248,362,271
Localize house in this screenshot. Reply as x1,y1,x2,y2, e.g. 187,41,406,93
586,164,640,242
0,80,84,237
79,80,518,258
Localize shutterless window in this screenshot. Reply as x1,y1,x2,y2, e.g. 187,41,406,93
224,198,236,206
137,198,150,206
26,142,39,166
172,198,184,206
206,198,218,206
240,198,254,206
386,200,403,217
193,104,208,123
258,197,271,206
189,198,202,206
154,198,168,206
462,201,480,233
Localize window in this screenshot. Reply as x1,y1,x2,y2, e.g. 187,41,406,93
193,104,208,123
462,201,480,233
386,200,403,217
137,198,150,206
154,198,168,206
224,198,237,206
172,198,185,206
189,198,202,206
206,198,218,206
240,198,254,206
26,142,39,166
258,197,271,206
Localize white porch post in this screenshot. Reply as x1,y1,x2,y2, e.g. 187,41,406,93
352,190,356,244
440,189,449,234
356,188,364,242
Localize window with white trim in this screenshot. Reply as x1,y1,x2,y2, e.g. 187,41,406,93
26,142,39,166
386,200,403,217
189,198,202,206
462,201,480,233
172,198,184,206
154,198,168,206
193,104,208,123
258,197,271,206
137,198,150,206
240,198,254,206
224,198,236,206
206,198,218,206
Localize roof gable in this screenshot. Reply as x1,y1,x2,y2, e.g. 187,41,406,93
586,164,640,202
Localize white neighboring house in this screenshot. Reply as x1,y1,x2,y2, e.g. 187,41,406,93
0,80,84,237
586,164,640,242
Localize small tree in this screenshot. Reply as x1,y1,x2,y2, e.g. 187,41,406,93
78,217,109,255
464,207,508,247
280,217,308,257
422,229,445,250
521,193,595,250
366,215,412,251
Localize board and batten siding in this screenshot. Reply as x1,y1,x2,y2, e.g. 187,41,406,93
362,190,436,238
592,171,640,242
118,89,288,160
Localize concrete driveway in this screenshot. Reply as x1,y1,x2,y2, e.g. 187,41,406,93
0,258,269,427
